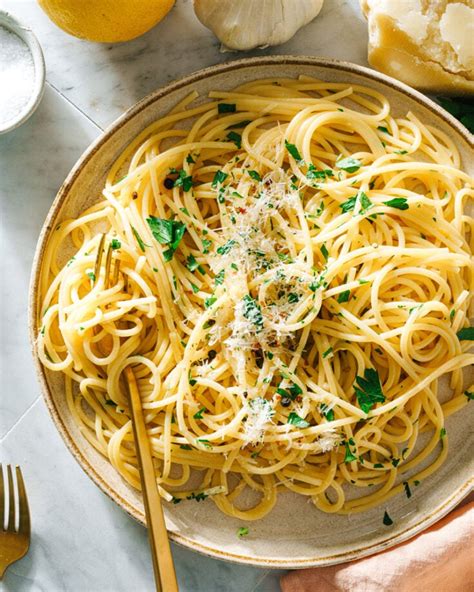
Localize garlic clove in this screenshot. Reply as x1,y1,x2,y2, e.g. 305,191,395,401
194,0,325,51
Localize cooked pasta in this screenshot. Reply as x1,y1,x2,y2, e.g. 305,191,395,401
37,77,474,520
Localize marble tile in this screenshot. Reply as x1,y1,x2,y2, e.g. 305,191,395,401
2,0,368,128
0,84,100,437
0,400,274,592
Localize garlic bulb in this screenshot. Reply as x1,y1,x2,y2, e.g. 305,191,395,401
194,0,325,51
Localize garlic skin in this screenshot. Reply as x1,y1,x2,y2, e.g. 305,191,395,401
194,0,325,51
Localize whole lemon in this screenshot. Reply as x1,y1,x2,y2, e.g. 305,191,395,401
38,0,175,42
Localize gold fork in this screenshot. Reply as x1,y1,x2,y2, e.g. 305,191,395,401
94,237,178,591
0,465,30,579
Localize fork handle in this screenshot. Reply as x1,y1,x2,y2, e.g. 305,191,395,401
125,367,178,592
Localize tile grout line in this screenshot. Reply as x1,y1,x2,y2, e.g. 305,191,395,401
46,80,105,132
0,394,41,442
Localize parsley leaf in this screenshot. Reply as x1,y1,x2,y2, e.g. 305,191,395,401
340,191,372,214
287,412,310,428
242,295,263,331
336,156,362,173
248,170,261,182
320,243,329,261
306,164,334,180
377,126,389,134
226,131,242,149
218,103,236,114
337,290,351,303
173,169,193,192
111,239,121,250
237,527,249,537
383,511,394,526
193,407,206,420
384,197,409,210
354,368,385,413
322,347,333,360
131,226,148,252
186,254,205,274
403,481,412,498
285,140,303,163
216,239,236,255
212,170,228,188
457,327,474,340
147,216,186,261
344,442,357,463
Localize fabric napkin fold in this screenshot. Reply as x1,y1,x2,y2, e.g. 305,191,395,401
281,500,473,592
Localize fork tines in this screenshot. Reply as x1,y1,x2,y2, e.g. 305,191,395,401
0,464,30,534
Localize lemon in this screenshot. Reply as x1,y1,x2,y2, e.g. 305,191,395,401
38,0,175,43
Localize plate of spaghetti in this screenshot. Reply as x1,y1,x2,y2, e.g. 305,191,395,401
30,57,473,567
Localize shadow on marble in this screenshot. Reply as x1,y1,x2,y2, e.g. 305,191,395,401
0,84,100,437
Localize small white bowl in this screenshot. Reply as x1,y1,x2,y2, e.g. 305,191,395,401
0,10,46,134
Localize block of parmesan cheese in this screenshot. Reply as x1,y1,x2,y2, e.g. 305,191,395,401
360,0,474,95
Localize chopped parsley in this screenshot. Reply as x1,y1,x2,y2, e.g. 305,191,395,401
336,156,362,173
212,170,228,188
214,269,225,285
216,239,236,255
87,272,96,281
321,243,329,261
337,290,351,303
306,164,333,180
287,412,310,428
440,427,446,439
242,295,263,331
196,439,212,448
322,347,333,359
248,170,262,182
180,444,192,450
383,511,393,526
205,296,217,308
320,403,334,421
403,481,412,498
384,197,409,210
237,527,249,538
186,153,196,164
190,283,199,294
131,226,148,252
285,140,303,163
456,327,474,341
377,126,389,134
344,442,357,463
111,239,121,250
465,390,474,401
218,103,236,113
193,407,206,420
340,191,372,214
287,292,299,303
226,131,242,149
186,254,205,274
147,216,186,261
171,169,193,192
276,382,302,401
354,368,385,413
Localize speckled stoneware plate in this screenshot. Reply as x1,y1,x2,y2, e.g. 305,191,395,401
29,57,473,568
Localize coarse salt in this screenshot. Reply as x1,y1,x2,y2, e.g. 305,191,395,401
0,24,36,127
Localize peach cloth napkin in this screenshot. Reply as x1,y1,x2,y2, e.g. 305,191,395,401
281,500,474,592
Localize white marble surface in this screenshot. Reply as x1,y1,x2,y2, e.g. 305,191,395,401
0,1,366,590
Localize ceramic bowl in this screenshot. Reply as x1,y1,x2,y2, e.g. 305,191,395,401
0,10,45,134
29,56,473,568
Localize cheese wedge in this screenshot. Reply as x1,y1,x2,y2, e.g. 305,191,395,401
361,0,474,95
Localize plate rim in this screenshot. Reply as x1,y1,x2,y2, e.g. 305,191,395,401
28,55,474,568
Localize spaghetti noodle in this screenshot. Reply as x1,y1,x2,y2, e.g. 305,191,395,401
38,77,474,520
